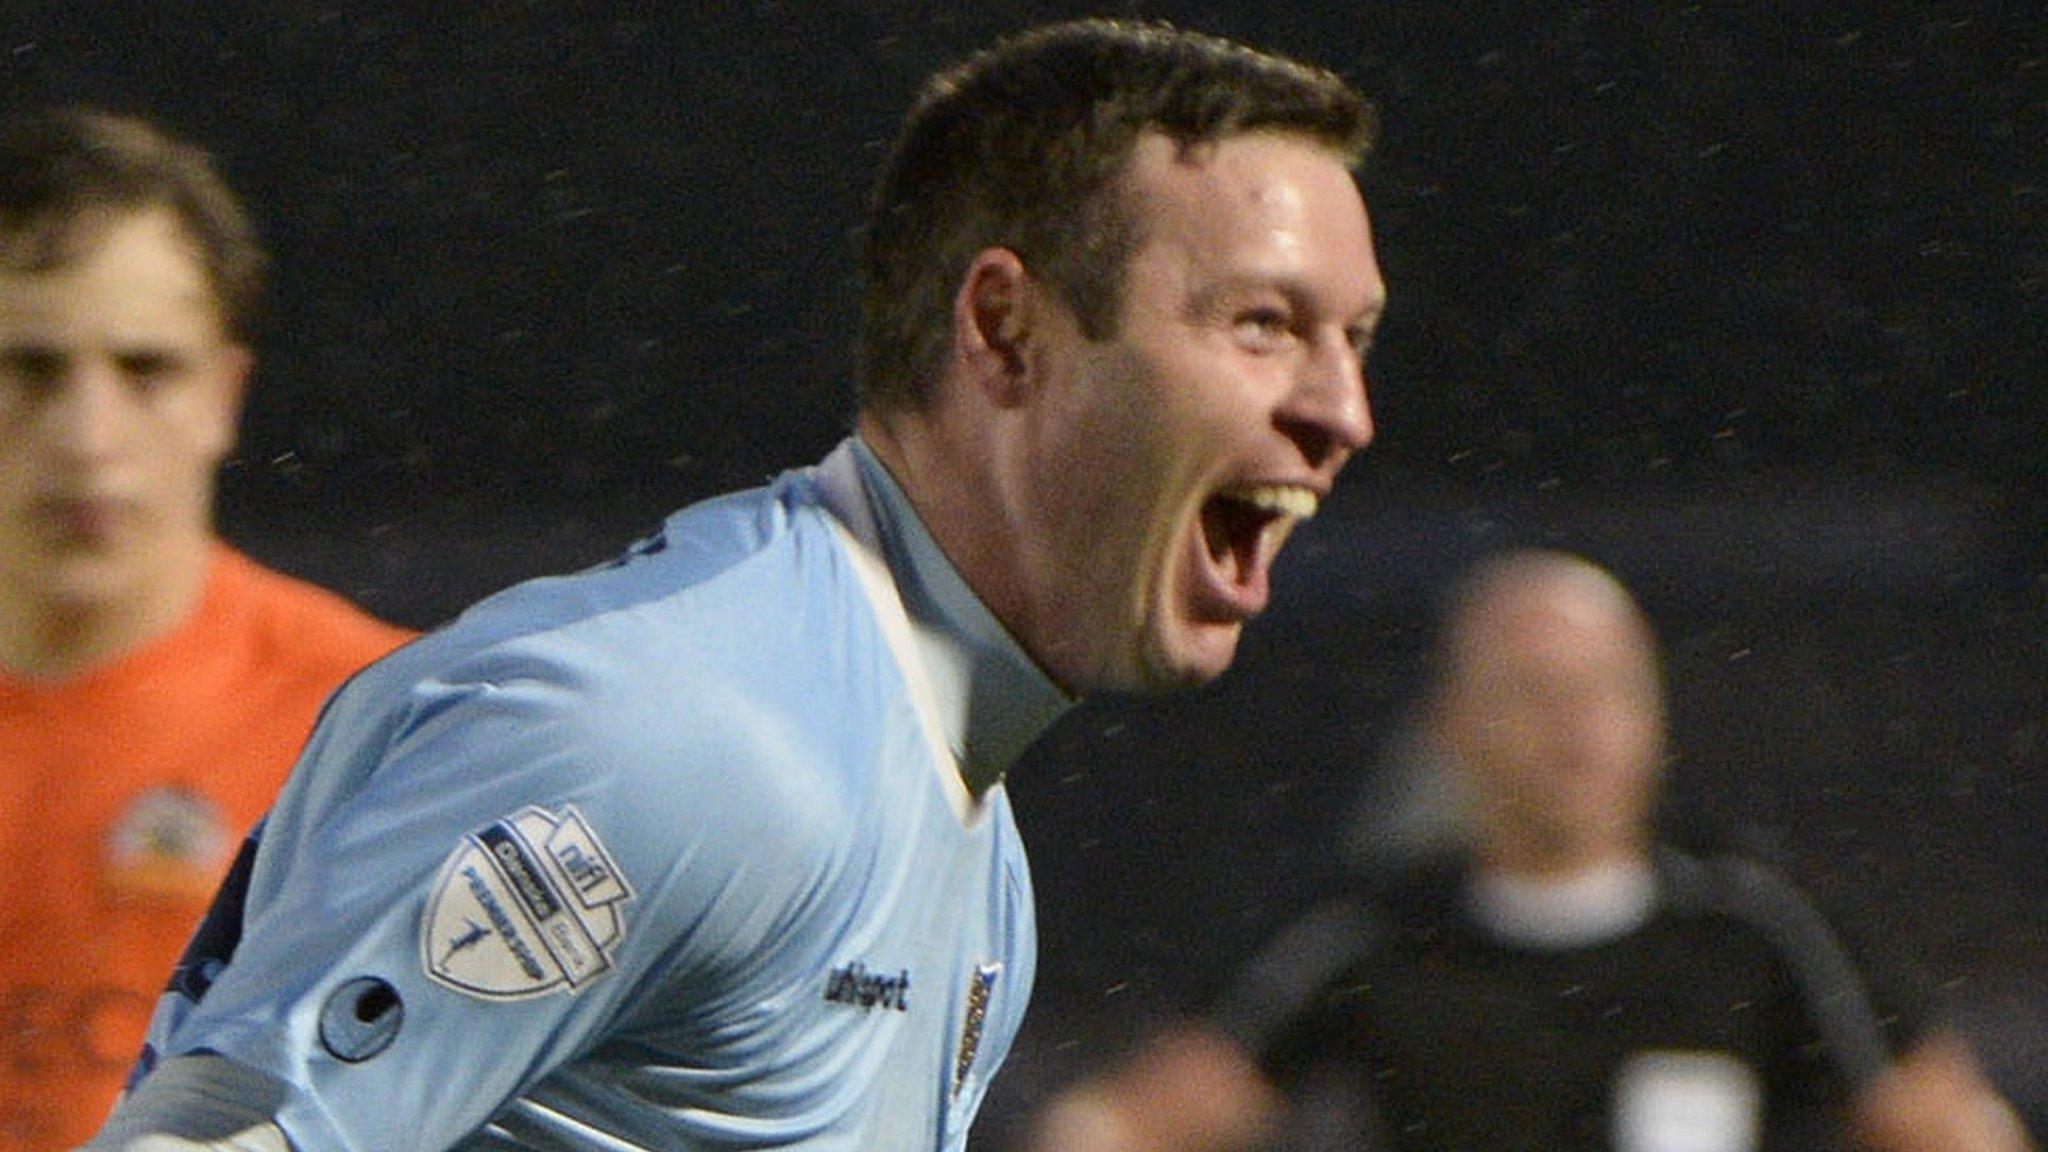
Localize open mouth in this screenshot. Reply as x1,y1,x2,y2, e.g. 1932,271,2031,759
1200,484,1319,590
36,495,123,542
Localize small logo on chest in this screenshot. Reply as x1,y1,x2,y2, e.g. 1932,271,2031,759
823,961,911,1011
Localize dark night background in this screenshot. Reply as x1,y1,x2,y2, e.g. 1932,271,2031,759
7,1,2043,1142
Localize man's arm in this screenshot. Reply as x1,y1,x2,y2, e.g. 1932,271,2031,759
1016,896,1385,1152
77,1054,292,1152
1017,1026,1280,1152
1848,1031,2035,1152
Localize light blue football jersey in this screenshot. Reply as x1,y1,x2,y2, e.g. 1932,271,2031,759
123,439,1071,1151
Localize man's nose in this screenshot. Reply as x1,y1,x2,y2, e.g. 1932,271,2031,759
40,365,131,461
1278,331,1374,465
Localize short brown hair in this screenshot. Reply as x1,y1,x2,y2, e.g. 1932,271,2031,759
0,107,267,342
858,18,1377,412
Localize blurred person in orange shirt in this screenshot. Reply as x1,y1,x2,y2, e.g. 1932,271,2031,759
0,107,413,1149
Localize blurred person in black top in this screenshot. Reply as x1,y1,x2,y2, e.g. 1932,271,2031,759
1019,548,2031,1152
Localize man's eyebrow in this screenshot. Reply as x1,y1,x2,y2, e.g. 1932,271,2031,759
1183,273,1301,316
1189,273,1386,326
0,339,64,357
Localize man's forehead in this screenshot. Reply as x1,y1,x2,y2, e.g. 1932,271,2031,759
1,210,215,309
1451,575,1650,664
1123,128,1351,199
0,199,143,271
1118,130,1377,298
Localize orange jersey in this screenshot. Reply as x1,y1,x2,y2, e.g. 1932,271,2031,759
0,544,413,1150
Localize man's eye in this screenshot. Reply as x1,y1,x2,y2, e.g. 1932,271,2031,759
117,351,179,387
1344,327,1377,375
1,348,65,387
1234,308,1294,347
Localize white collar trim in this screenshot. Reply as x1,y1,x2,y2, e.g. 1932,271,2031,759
1466,860,1658,950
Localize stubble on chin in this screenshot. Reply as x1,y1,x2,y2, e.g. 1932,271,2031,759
1130,614,1240,695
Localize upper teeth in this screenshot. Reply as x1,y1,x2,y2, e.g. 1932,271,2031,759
1230,485,1319,520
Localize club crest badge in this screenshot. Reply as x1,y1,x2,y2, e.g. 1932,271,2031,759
953,962,1002,1097
103,786,233,903
422,804,633,1000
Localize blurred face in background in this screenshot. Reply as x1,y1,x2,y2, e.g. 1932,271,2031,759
0,207,248,622
1434,560,1667,876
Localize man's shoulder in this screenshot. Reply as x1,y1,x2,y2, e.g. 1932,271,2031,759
1649,844,1928,1082
446,466,841,638
344,467,886,749
1651,845,1833,932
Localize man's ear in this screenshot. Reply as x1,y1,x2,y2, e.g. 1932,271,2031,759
950,247,1036,407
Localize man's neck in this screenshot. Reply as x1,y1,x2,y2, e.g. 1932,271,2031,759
833,434,1073,798
0,547,213,681
855,408,1041,687
1477,821,1653,882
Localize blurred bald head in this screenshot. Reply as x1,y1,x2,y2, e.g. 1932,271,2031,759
1429,550,1667,877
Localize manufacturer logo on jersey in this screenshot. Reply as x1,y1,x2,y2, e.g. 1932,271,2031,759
952,962,1001,1097
421,805,633,1000
823,961,911,1011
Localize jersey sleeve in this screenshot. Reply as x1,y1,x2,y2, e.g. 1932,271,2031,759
1206,897,1382,1059
129,621,820,1152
